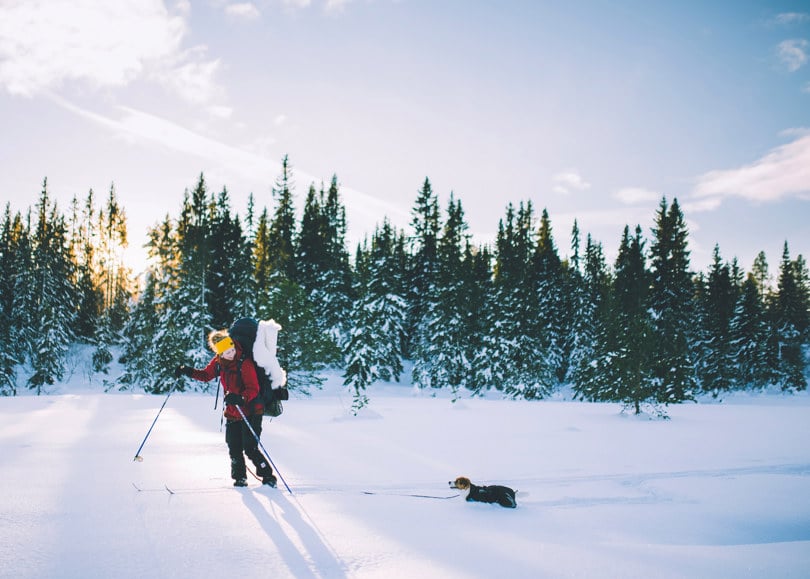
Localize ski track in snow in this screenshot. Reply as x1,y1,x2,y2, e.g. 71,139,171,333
2,385,810,578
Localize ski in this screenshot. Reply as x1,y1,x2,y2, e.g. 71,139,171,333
132,482,230,494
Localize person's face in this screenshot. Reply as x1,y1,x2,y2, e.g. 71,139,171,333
220,347,236,361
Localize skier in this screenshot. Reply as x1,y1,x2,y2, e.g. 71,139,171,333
175,329,277,488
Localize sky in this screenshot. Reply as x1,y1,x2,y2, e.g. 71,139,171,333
1,0,809,277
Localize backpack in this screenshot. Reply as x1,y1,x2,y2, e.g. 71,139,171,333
229,317,288,417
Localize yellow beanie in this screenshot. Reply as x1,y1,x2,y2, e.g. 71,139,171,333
213,336,235,355
208,329,234,355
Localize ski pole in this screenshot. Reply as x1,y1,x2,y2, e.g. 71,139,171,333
234,405,292,494
133,382,177,462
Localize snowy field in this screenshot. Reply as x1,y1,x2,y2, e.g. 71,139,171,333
2,375,810,579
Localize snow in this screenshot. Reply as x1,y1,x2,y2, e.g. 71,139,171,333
2,375,810,578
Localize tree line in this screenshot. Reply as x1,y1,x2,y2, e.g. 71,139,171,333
1,158,808,413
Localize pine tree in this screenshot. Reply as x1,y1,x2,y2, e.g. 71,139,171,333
573,225,657,412
98,183,131,332
207,187,249,327
407,178,441,383
532,208,566,384
461,242,493,394
0,205,30,395
295,176,352,349
730,273,770,389
696,245,738,395
267,155,297,281
119,270,161,389
174,176,214,361
343,221,407,411
121,215,188,392
648,198,697,405
120,174,218,394
418,193,473,398
483,202,555,399
28,180,75,393
253,208,272,296
320,175,353,341
751,251,771,301
571,233,613,401
296,183,327,293
769,243,808,390
70,190,103,341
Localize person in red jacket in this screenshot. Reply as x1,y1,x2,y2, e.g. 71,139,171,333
176,329,277,487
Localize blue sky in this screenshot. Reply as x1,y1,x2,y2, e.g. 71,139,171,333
1,0,808,277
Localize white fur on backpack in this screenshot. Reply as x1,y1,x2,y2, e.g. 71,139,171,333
253,319,287,387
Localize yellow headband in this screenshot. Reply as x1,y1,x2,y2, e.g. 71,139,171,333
213,336,235,355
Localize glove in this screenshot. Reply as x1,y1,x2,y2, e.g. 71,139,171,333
224,393,244,406
174,365,193,378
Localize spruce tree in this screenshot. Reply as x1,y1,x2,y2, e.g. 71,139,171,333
343,221,407,411
418,193,472,398
267,155,297,281
564,221,587,381
28,180,75,393
0,206,29,395
98,183,131,331
751,251,771,301
462,242,493,394
320,175,353,342
70,190,103,341
483,202,555,399
571,233,614,401
295,177,353,348
696,245,738,395
648,198,697,405
174,177,214,362
407,178,441,382
253,208,272,296
613,226,658,413
207,186,249,327
730,273,770,389
769,243,808,390
532,208,566,384
119,270,161,390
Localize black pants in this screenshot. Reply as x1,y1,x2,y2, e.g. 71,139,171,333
225,414,273,480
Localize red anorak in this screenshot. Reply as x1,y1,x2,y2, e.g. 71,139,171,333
190,342,263,421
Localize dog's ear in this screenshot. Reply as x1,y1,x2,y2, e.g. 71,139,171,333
454,477,471,490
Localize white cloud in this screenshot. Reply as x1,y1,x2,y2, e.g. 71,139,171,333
691,131,810,209
773,13,810,26
225,3,260,20
613,187,660,205
777,39,809,72
283,0,312,9
552,171,591,195
152,48,227,109
0,0,226,111
325,0,354,13
0,0,184,95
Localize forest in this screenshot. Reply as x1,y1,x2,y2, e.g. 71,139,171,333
1,156,808,413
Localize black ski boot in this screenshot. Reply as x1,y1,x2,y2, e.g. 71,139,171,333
234,478,248,487
262,475,277,488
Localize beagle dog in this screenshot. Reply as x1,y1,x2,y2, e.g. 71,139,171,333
449,476,517,508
